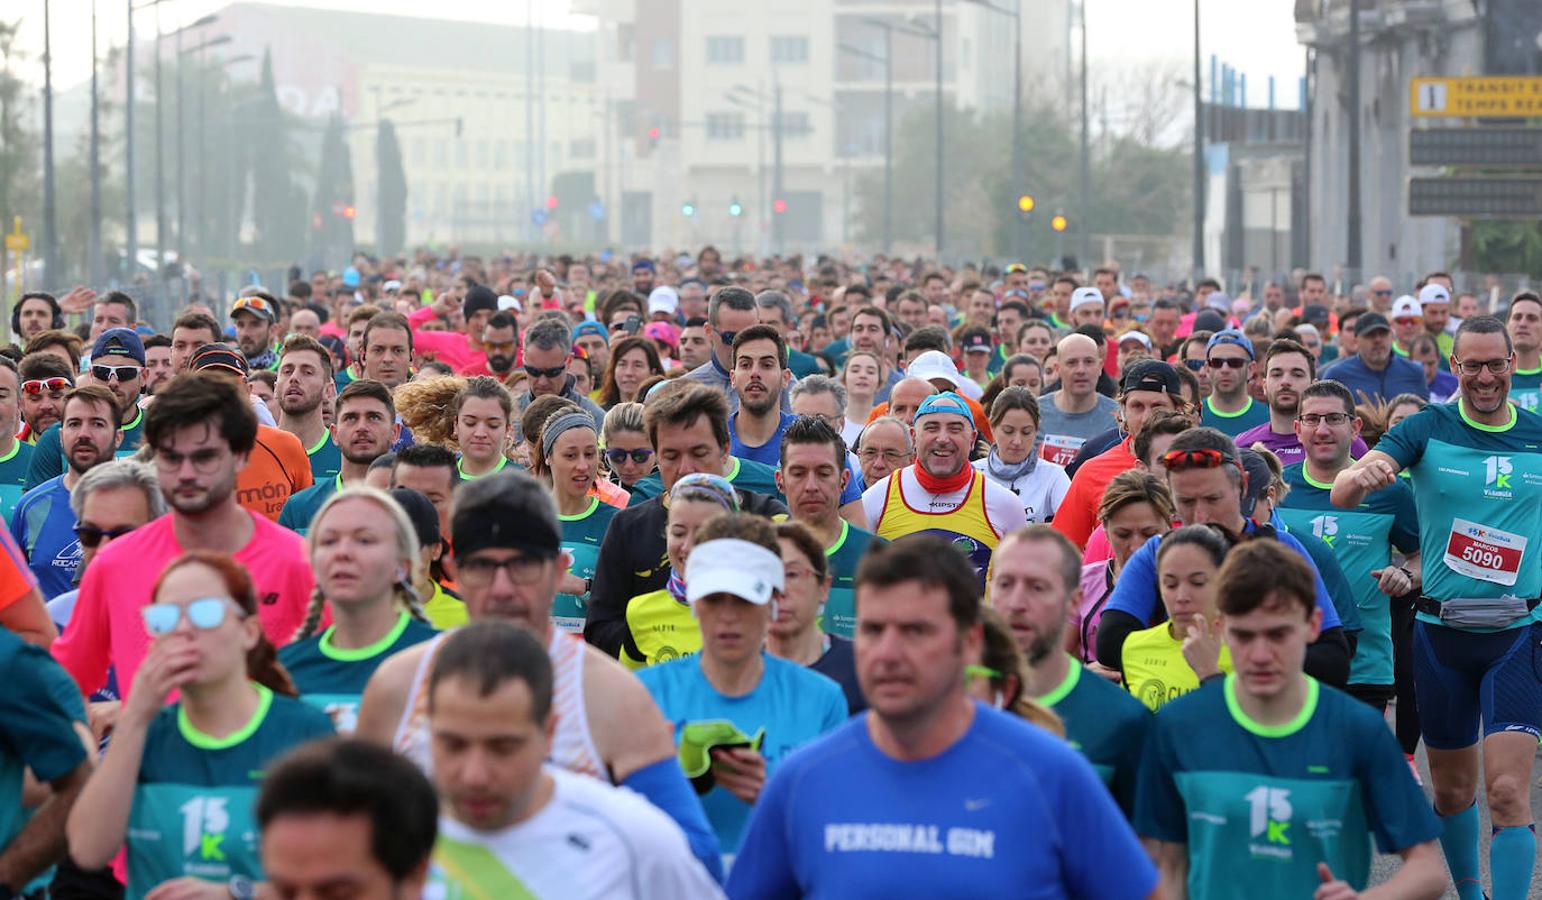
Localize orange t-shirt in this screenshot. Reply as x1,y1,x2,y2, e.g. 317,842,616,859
237,425,315,521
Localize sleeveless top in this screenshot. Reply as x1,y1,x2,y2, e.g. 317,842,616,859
393,628,607,781
876,469,1001,580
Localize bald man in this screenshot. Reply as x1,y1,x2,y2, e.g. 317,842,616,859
886,377,937,426
1037,334,1120,466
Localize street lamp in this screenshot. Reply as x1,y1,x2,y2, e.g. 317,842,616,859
837,39,892,253
961,0,1024,262
868,14,943,257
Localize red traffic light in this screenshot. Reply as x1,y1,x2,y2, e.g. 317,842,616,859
648,126,661,140
545,195,559,210
772,198,787,214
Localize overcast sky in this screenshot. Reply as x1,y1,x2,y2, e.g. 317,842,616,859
11,0,1308,109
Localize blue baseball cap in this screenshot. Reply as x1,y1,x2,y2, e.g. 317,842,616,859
632,259,656,272
572,320,610,342
913,391,974,425
1205,328,1254,360
92,327,146,366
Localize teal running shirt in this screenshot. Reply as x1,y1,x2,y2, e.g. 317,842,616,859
1035,656,1150,815
821,520,884,639
0,440,34,523
304,433,342,484
278,611,438,733
554,496,621,634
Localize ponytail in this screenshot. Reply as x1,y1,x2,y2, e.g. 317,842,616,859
394,581,430,626
292,586,328,644
247,633,298,697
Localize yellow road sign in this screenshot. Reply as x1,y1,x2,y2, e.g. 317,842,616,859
4,234,27,252
1411,77,1542,118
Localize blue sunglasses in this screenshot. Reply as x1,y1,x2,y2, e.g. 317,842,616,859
142,597,239,637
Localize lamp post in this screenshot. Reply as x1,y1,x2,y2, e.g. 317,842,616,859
178,33,231,260
133,0,169,299
1346,0,1362,285
961,0,1023,261
1078,0,1091,268
42,0,59,289
1192,0,1204,278
125,0,137,282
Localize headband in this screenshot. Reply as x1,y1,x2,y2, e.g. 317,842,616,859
668,472,740,511
541,411,598,459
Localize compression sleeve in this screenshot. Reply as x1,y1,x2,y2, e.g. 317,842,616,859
621,756,725,885
584,511,640,659
1095,610,1146,672
1304,626,1350,687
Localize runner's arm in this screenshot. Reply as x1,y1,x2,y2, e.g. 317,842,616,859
352,645,419,746
1148,841,1189,900
0,758,90,890
584,520,639,658
1094,610,1146,672
66,708,149,869
1350,841,1443,900
838,498,867,530
0,586,57,647
1304,626,1350,687
1330,450,1402,510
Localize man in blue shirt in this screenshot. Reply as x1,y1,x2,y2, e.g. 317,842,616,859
727,535,1157,900
1320,312,1429,404
728,325,795,468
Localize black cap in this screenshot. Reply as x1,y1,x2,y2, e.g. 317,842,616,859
462,285,499,318
961,331,992,353
389,487,441,548
451,471,561,561
188,343,250,376
1302,303,1331,326
1238,448,1273,519
1120,359,1181,395
1192,309,1228,334
1354,312,1392,336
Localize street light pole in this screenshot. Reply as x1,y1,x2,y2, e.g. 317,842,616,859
42,0,59,289
933,0,944,258
1078,0,1091,268
963,0,1023,260
844,30,894,254
1346,0,1362,284
126,0,137,283
90,0,103,285
152,2,164,295
1191,0,1205,278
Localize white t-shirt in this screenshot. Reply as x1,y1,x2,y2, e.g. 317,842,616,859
972,457,1071,524
426,766,723,900
841,418,866,449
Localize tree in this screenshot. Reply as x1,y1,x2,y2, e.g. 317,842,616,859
310,114,355,268
375,119,406,257
0,18,40,251
250,48,299,263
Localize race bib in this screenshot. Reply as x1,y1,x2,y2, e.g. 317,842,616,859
1444,518,1527,587
1040,434,1085,467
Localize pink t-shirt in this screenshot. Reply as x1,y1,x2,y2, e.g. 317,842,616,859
407,306,477,371
51,512,315,699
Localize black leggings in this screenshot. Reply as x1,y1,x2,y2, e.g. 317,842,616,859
1391,590,1421,756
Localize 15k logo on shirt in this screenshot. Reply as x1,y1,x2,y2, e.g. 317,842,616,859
180,795,230,861
1245,786,1292,858
1484,455,1513,490
1309,515,1338,548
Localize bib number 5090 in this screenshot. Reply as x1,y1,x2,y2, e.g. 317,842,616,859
1444,518,1526,587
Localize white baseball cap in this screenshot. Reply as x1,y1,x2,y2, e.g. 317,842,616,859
905,350,964,390
685,539,785,605
1391,295,1421,319
1070,287,1104,312
1118,330,1153,350
497,294,522,313
1418,283,1451,307
648,286,680,316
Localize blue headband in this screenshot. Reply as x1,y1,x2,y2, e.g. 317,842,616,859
913,391,973,424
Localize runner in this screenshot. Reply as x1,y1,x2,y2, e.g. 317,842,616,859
1199,330,1269,437
1073,470,1175,667
597,336,665,408
989,526,1150,814
0,359,33,520
258,738,439,900
772,521,865,713
726,535,1157,899
637,517,847,858
1135,540,1444,900
526,409,619,633
231,292,282,371
727,325,796,466
1505,290,1542,413
279,380,400,534
1235,338,1370,465
1120,525,1235,711
513,317,607,440
862,392,1025,585
1277,379,1419,714
423,622,722,898
1319,311,1428,404
353,471,723,880
600,403,658,495
853,415,914,488
388,486,467,630
1331,315,1542,900
973,387,1070,523
275,335,342,484
16,354,73,446
66,551,334,899
450,376,515,481
390,443,457,539
25,328,146,491
279,488,437,733
1037,334,1119,466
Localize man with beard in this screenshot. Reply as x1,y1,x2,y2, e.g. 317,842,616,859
11,292,63,343
16,354,74,445
50,373,315,699
277,335,342,482
728,326,795,467
991,525,1149,814
632,259,657,294
1199,330,1268,437
685,288,795,413
470,312,518,379
169,311,220,373
1319,312,1428,404
0,359,35,520
26,329,146,492
862,393,1026,586
1235,338,1368,466
140,335,175,395
11,386,121,599
279,380,400,535
231,291,282,370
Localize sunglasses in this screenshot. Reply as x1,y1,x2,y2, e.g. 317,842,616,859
1182,359,1207,371
524,363,567,379
605,448,654,466
142,597,238,637
1162,447,1240,471
92,364,142,383
231,296,273,316
1373,289,1393,297
1394,317,1420,327
716,330,738,346
20,377,72,396
74,523,138,549
1206,357,1248,370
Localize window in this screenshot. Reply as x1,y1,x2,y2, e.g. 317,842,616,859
652,37,675,70
433,140,448,169
411,138,426,166
706,36,745,65
777,111,812,139
476,140,489,169
770,35,809,64
705,112,746,141
570,138,597,159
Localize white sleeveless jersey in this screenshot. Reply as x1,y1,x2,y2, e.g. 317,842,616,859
394,629,608,781
425,766,723,900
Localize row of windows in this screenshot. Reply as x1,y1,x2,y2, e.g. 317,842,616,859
703,111,813,141
404,138,596,170
706,34,809,65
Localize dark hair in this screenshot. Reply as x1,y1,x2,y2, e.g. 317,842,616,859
257,738,438,883
708,286,756,325
173,311,221,340
1216,539,1316,618
486,311,518,333
142,334,171,352
1098,469,1176,523
153,551,296,696
337,378,397,420
597,336,665,407
998,299,1031,322
98,290,137,322
453,375,512,420
730,324,787,371
1000,525,1081,594
25,329,84,370
850,305,894,337
144,373,258,455
393,442,457,477
855,534,980,631
1264,337,1316,380
18,352,75,384
778,414,846,470
1301,379,1356,417
644,383,729,451
428,621,553,723
1133,408,1191,466
694,511,779,556
63,384,122,428
987,386,1040,428
1453,314,1512,356
1508,291,1542,317
775,521,829,581
904,325,951,355
280,334,336,381
12,291,62,333
363,311,414,355
1165,427,1242,489
1156,524,1232,570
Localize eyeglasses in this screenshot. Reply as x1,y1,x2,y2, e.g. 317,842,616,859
857,448,910,463
154,446,229,474
1296,412,1352,428
605,448,654,466
92,364,142,383
1162,447,1239,471
20,377,72,396
74,523,138,549
784,566,822,584
142,597,238,636
1206,357,1248,370
1373,289,1394,297
524,363,567,379
1452,357,1513,377
1182,359,1207,371
456,554,551,588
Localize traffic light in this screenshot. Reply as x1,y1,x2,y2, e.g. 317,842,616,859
1017,194,1035,214
772,198,788,215
682,198,697,217
545,195,559,210
1051,213,1068,232
729,197,743,218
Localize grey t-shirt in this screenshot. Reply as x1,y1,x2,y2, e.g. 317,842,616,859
1036,392,1119,466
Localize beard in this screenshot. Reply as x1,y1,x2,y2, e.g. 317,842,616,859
66,441,106,476
279,393,322,417
488,354,515,374
166,467,237,516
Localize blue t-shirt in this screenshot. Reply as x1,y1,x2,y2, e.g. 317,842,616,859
637,653,846,854
1375,400,1542,629
9,476,79,600
730,412,798,469
726,702,1158,900
277,475,342,536
1106,522,1343,631
1278,464,1418,686
1136,677,1440,900
0,440,35,523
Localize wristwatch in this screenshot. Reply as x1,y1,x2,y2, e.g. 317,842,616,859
228,874,255,900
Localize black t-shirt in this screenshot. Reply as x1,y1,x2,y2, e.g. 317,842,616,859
811,636,866,715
